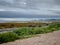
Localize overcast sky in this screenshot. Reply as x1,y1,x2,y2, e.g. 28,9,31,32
0,0,60,21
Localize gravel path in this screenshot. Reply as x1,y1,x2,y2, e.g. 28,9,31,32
1,30,60,45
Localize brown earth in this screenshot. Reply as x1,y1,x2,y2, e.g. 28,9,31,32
1,30,60,45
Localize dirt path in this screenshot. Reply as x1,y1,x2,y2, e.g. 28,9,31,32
1,30,60,45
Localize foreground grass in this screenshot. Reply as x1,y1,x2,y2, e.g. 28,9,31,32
0,23,60,44
0,32,19,44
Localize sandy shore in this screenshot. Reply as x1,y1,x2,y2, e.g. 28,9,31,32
1,30,60,45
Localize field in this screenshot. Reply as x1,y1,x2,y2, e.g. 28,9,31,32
0,23,60,44
0,22,49,29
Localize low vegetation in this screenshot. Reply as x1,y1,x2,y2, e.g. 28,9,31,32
0,23,48,29
0,32,19,44
0,23,60,44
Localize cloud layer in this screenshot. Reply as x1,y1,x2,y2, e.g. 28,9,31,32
0,0,60,18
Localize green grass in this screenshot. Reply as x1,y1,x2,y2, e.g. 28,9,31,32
13,23,60,38
0,23,60,44
0,32,19,44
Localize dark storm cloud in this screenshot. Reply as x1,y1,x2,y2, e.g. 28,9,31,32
0,11,60,18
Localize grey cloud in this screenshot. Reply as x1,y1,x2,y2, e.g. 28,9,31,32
0,11,60,18
0,0,28,9
53,11,60,15
0,0,60,16
54,0,60,5
0,0,59,9
0,0,56,9
0,0,11,6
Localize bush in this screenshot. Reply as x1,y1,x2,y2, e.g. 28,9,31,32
13,27,52,36
13,24,60,36
13,27,34,36
0,32,19,44
0,23,60,44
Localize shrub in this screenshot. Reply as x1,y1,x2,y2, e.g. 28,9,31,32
0,23,60,44
0,32,19,44
13,27,34,36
